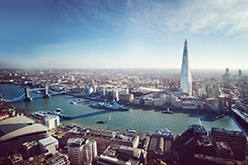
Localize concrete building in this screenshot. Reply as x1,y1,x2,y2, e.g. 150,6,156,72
65,128,139,154
143,98,154,106
67,138,97,165
153,95,166,107
119,94,134,103
210,127,247,160
175,125,215,157
180,40,192,95
38,136,58,155
223,68,230,81
182,101,204,110
97,145,147,165
0,116,50,155
22,141,40,159
30,111,60,129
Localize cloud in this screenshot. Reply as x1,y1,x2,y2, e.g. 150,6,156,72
117,0,248,38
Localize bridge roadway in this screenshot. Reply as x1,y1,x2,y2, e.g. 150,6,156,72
231,108,248,132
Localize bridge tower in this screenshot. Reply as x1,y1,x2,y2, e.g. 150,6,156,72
43,84,51,98
24,86,32,102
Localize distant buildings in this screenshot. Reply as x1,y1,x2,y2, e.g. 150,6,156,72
67,138,97,165
180,40,192,95
223,68,230,81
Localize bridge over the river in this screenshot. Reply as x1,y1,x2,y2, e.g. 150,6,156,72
2,84,67,102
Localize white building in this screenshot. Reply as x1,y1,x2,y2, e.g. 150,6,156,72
38,136,58,155
182,101,204,110
67,138,97,165
30,111,60,129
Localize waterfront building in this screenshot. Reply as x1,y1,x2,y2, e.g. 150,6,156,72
171,96,182,109
133,98,141,105
67,138,97,165
0,116,50,155
119,94,134,103
180,40,192,95
154,95,166,107
30,111,60,129
38,136,58,155
143,98,154,106
175,125,215,157
210,127,247,160
65,127,139,154
182,101,204,110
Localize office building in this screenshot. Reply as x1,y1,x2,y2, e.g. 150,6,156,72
97,145,147,165
38,136,58,155
67,138,97,165
210,127,247,160
180,40,192,95
30,111,60,129
223,68,230,81
175,125,214,157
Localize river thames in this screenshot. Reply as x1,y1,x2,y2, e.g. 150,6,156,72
0,84,244,137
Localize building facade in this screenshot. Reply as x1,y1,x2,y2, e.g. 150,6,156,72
180,40,192,95
67,138,97,165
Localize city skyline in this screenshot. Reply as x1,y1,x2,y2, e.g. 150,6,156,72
1,0,248,69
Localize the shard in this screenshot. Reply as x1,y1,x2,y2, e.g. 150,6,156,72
180,40,192,95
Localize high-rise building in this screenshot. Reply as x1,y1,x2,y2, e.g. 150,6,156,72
180,40,192,95
238,69,242,77
223,68,230,81
67,138,97,165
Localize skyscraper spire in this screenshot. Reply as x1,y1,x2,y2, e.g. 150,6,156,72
180,40,192,95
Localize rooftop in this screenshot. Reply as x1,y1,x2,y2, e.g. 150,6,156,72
0,123,49,142
39,136,58,146
0,116,35,137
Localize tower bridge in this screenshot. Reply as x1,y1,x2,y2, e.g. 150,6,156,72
3,85,67,102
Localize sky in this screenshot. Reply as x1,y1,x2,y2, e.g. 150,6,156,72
0,0,248,70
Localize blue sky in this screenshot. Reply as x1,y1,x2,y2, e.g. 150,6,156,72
0,0,248,69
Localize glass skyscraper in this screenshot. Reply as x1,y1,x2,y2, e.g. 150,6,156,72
180,40,192,95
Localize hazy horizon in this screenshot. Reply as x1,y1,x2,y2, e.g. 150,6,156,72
1,0,248,70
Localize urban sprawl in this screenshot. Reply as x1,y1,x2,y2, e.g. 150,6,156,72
0,41,248,164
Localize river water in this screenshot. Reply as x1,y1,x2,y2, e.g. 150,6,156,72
0,84,243,137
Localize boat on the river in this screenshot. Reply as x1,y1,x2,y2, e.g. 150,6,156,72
70,101,77,105
146,131,151,136
162,108,174,114
96,120,107,124
90,101,129,111
127,128,137,133
54,108,63,114
155,128,173,138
